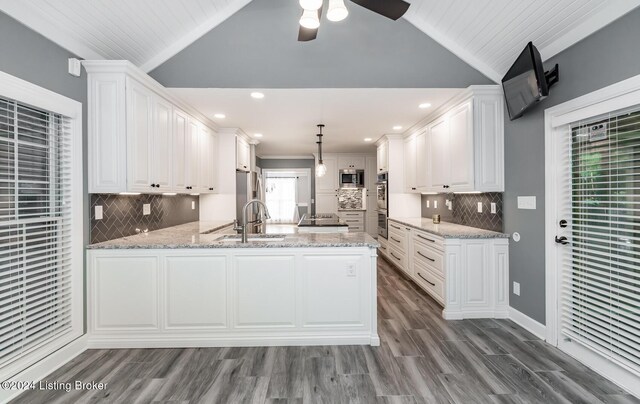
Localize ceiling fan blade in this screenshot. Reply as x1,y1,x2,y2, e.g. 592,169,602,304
298,7,322,42
349,0,410,20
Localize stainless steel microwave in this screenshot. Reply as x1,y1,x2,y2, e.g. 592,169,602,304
339,169,365,188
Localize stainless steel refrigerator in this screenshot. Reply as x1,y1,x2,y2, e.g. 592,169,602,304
236,170,265,234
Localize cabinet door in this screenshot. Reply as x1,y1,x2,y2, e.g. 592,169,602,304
315,156,338,193
448,101,474,191
237,138,250,171
416,131,429,190
126,79,154,193
316,193,338,214
185,118,200,191
404,136,417,192
338,154,365,169
377,142,388,173
428,117,449,191
152,97,173,190
208,132,218,193
172,109,188,192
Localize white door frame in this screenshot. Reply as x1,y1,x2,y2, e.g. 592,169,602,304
544,73,640,394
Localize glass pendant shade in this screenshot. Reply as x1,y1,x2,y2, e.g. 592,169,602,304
327,0,348,22
316,162,327,177
300,8,321,29
299,0,323,10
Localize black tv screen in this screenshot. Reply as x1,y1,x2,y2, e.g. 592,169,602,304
502,42,549,120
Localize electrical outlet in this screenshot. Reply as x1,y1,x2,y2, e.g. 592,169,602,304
447,200,453,210
426,200,430,208
143,203,150,216
517,196,537,210
346,264,356,277
513,282,521,296
477,202,483,213
94,205,103,220
491,202,497,214
434,200,438,209
192,201,196,210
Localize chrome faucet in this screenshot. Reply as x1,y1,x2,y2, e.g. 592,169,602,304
234,199,271,243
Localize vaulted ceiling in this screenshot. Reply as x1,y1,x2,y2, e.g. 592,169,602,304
1,0,637,82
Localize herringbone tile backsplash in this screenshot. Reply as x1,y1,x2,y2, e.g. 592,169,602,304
90,194,199,244
421,193,503,232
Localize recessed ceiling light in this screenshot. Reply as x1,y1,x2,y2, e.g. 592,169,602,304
214,113,226,119
364,138,372,142
393,125,403,130
254,133,263,138
251,92,265,99
419,103,432,109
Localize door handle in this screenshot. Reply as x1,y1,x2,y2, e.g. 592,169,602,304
555,236,569,245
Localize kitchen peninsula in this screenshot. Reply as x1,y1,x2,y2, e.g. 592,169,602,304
86,221,380,348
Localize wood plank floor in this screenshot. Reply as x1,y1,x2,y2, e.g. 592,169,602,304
12,256,639,403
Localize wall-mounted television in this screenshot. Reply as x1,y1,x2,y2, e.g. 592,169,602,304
502,42,558,120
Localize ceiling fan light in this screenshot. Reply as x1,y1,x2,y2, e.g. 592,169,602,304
300,8,321,29
299,0,323,10
327,0,348,22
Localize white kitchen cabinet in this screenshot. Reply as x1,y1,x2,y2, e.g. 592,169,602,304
425,88,504,192
403,135,417,193
316,192,338,214
382,218,509,319
415,131,429,189
85,61,218,194
197,126,218,193
338,211,365,232
338,154,365,170
236,137,250,172
377,141,388,173
365,155,378,238
315,154,338,193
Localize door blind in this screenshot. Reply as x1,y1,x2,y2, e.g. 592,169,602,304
559,106,640,376
0,96,74,372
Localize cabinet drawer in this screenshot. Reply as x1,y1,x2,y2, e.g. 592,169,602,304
387,221,406,236
338,211,364,219
387,246,408,274
387,232,407,251
344,218,364,225
414,264,444,304
412,230,443,251
378,237,389,258
349,225,364,232
413,243,443,277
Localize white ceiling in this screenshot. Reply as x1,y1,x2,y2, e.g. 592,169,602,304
1,1,637,80
403,0,640,82
169,88,462,156
0,0,252,71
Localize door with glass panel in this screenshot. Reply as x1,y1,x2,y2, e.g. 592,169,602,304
553,107,640,385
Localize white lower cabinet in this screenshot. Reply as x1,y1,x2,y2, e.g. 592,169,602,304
382,219,509,319
87,247,378,348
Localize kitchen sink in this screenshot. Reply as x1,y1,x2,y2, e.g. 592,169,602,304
216,234,287,242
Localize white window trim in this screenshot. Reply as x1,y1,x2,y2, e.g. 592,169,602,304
0,70,84,380
544,73,640,397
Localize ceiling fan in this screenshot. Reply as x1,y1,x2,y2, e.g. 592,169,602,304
298,0,411,42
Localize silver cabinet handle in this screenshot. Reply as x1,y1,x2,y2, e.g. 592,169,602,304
390,224,401,230
417,251,435,262
417,273,435,286
390,237,401,243
417,234,435,243
390,252,401,261
379,246,386,250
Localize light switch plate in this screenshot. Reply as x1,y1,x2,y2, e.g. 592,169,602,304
143,203,151,216
426,200,430,208
517,196,537,210
94,205,103,220
434,200,438,209
491,203,497,214
192,201,196,210
477,202,483,213
513,282,521,296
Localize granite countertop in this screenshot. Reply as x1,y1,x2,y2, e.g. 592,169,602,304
388,217,509,239
87,221,379,249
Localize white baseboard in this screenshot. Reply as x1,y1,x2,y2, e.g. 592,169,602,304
87,333,379,349
508,307,546,340
0,335,87,403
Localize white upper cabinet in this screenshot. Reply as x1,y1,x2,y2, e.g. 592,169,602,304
424,87,504,193
85,61,218,194
236,137,250,172
415,131,429,190
404,135,417,192
315,154,338,193
337,154,365,170
377,141,388,173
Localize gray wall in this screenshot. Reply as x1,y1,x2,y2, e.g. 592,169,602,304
504,7,640,324
150,0,491,88
257,158,317,213
0,11,88,326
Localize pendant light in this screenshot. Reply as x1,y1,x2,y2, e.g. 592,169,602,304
300,0,323,10
327,0,348,22
315,124,327,177
300,8,321,29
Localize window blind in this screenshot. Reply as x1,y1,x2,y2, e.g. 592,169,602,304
560,107,640,376
0,96,74,371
